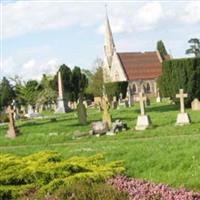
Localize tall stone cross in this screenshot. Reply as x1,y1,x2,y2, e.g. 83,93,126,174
6,105,17,138
139,92,146,116
176,89,188,113
58,70,64,99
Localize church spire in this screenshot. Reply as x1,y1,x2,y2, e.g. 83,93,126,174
104,7,115,67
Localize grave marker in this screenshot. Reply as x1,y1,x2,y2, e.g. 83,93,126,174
176,89,191,125
135,92,151,131
6,105,18,139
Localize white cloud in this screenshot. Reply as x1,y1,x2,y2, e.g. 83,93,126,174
1,57,60,80
2,1,102,38
180,2,200,24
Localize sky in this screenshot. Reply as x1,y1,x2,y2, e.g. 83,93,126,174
1,0,200,81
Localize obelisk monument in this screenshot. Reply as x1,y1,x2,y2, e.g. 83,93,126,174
56,70,67,113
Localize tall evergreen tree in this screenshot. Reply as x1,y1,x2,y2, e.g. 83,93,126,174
0,77,15,109
157,40,168,61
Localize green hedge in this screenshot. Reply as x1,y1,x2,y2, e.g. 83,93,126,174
158,57,200,106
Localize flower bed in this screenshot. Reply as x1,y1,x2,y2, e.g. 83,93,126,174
108,176,200,200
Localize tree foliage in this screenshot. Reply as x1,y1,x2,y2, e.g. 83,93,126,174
37,74,57,106
16,80,40,106
186,38,200,57
0,77,15,109
157,40,168,61
158,57,200,106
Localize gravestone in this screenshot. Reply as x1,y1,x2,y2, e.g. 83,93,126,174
55,70,68,113
156,89,161,103
11,99,20,120
191,98,200,111
83,100,88,109
112,96,118,109
176,89,191,125
6,105,18,139
101,97,112,128
77,95,87,125
135,92,151,130
90,121,108,136
126,85,133,107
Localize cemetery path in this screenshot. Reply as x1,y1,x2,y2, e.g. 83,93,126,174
0,133,200,149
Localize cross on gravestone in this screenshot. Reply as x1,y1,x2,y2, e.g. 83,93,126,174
138,92,146,116
176,89,188,113
135,92,151,131
6,105,17,138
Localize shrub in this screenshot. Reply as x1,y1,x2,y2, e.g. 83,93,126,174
23,181,128,200
0,151,124,199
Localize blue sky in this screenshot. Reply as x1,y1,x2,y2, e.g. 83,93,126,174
1,0,200,80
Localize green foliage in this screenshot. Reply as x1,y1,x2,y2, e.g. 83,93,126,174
71,66,88,101
16,80,40,106
158,57,200,105
26,181,128,200
53,65,88,101
87,67,104,97
186,38,200,58
0,77,15,109
105,81,128,100
157,40,168,61
0,151,124,199
37,74,57,106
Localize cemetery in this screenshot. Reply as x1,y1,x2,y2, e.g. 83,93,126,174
1,2,200,200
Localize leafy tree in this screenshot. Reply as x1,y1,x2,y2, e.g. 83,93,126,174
157,40,168,61
17,80,39,106
37,74,57,106
0,77,15,109
87,67,104,97
186,38,200,57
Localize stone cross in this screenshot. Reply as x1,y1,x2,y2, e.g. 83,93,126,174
138,92,146,115
58,70,64,99
6,105,17,138
176,89,188,113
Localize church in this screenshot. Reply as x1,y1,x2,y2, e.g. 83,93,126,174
103,14,166,99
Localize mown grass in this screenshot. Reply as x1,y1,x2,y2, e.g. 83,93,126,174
0,101,200,191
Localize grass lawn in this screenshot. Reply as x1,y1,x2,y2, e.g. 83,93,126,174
0,101,200,191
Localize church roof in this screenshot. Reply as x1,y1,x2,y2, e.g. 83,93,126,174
117,51,162,81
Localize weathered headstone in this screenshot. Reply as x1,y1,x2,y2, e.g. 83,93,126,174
90,121,108,136
77,95,87,125
191,98,200,111
83,100,88,109
156,89,161,103
101,97,112,128
55,70,68,113
112,96,118,109
176,89,191,125
126,85,133,107
135,92,151,130
6,105,18,139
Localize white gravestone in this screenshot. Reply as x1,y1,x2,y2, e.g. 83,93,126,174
176,89,191,125
191,98,200,111
135,92,151,131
